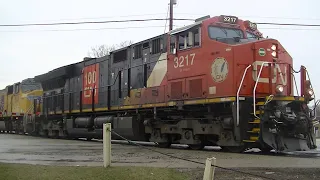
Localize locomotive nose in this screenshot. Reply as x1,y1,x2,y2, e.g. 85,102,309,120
248,39,293,96
253,39,284,61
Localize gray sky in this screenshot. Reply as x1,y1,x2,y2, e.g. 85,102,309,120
0,0,319,99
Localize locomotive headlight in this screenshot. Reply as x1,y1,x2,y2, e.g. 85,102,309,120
276,85,284,93
271,51,277,57
307,88,314,96
271,45,277,51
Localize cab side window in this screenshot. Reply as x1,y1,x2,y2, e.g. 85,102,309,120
178,33,189,50
193,28,200,46
170,26,201,54
170,35,176,53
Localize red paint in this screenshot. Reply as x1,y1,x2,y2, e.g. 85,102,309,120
164,15,297,100
82,63,99,105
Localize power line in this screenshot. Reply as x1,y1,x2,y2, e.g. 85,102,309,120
2,17,320,29
174,13,320,21
238,15,320,21
38,13,169,22
0,25,177,33
16,12,320,23
2,26,320,33
260,27,320,31
0,18,194,27
257,22,320,27
3,26,319,33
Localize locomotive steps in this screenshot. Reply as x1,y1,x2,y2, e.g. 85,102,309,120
243,98,265,144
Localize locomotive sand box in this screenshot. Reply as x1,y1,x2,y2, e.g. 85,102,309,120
0,15,318,153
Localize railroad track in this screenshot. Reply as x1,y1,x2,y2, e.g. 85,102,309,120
2,131,320,159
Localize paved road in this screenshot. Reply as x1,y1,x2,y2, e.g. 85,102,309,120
0,134,320,168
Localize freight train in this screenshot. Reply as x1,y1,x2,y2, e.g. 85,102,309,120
0,15,318,153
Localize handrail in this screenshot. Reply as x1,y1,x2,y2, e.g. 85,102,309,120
236,64,252,126
253,61,273,119
26,105,33,115
42,71,121,98
305,69,317,120
291,73,299,96
290,66,317,120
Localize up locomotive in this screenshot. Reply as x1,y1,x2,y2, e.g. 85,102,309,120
0,15,317,153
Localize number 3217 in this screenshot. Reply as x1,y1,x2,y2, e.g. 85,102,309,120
173,53,195,68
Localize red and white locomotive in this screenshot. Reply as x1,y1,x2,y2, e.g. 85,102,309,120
3,15,318,153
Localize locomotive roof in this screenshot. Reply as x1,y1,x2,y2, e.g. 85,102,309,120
34,60,83,83
34,55,108,83
169,20,202,35
33,14,247,84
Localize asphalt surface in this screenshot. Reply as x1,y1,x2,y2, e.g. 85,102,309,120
0,134,320,169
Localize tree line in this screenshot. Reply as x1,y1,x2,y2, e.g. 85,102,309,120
87,40,133,58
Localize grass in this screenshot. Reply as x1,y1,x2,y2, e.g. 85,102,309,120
0,163,189,180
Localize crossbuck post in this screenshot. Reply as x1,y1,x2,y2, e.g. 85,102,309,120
103,123,112,167
203,157,216,180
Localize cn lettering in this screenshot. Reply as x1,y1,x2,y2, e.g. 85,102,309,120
216,74,226,81
252,61,287,85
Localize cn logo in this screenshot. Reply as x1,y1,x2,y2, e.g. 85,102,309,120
211,57,229,83
252,61,287,85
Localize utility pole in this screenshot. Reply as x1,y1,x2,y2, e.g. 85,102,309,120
169,0,176,31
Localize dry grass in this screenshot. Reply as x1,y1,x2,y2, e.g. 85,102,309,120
0,163,189,180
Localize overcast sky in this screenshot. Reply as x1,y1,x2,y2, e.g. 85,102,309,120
0,0,319,99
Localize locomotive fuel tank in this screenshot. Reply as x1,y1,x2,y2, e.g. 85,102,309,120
94,116,113,128
74,117,93,128
66,116,145,141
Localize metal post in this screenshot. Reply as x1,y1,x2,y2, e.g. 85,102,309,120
203,157,216,180
169,0,174,30
103,123,111,167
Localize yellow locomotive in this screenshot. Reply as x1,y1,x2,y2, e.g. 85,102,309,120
0,78,42,133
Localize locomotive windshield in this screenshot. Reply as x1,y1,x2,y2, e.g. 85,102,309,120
246,32,259,39
208,26,244,44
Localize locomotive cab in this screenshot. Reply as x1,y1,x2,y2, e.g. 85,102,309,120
1,79,42,134
167,15,317,152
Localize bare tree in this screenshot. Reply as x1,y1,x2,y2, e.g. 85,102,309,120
87,40,134,58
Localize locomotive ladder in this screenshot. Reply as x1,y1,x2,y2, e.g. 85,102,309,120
236,62,274,143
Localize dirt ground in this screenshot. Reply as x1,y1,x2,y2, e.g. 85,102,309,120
0,134,319,179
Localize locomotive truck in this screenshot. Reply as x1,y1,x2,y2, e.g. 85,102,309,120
0,15,318,153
